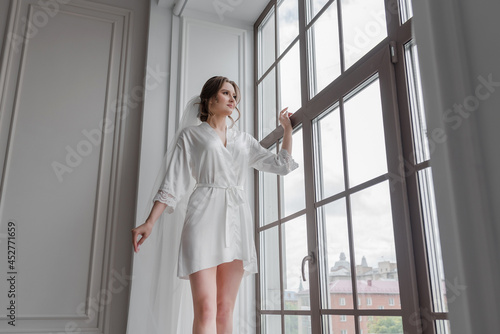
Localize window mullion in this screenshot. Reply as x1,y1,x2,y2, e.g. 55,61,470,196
298,0,308,108
337,0,346,73
302,118,322,333
339,96,361,334
297,0,322,333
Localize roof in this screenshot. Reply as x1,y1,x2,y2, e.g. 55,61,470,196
329,280,400,294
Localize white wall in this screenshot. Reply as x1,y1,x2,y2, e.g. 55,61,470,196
0,0,149,333
135,0,173,234
412,0,500,332
175,16,253,133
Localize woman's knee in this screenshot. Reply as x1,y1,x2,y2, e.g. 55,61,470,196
190,266,217,325
194,299,217,324
216,300,234,323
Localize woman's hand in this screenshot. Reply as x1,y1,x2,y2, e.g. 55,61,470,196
131,221,154,253
279,107,292,132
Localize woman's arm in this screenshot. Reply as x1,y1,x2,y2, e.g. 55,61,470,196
131,200,167,253
146,201,168,226
279,107,293,153
131,132,193,253
248,107,299,175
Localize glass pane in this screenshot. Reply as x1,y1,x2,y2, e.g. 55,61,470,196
399,0,413,24
260,150,279,226
308,2,341,97
418,168,448,312
279,41,301,113
282,127,305,217
404,41,430,163
341,0,388,69
285,315,312,334
260,226,281,310
282,215,310,310
351,181,400,310
259,9,276,77
259,69,277,140
344,77,387,187
262,314,282,334
322,315,355,334
307,0,330,23
313,105,344,200
435,319,451,334
317,199,352,309
278,0,299,55
362,316,403,334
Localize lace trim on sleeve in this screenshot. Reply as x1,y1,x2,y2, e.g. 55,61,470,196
278,149,299,173
153,187,177,214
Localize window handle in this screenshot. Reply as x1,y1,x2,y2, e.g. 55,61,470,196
301,252,315,281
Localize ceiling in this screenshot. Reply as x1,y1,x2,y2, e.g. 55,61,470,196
158,0,270,26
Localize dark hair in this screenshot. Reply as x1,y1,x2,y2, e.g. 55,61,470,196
197,76,241,127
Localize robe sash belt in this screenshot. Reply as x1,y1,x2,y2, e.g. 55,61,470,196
195,183,245,247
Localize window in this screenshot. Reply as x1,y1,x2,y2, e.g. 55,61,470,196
277,0,299,55
340,0,387,69
398,0,413,24
435,320,451,334
341,330,347,334
402,39,450,327
255,1,449,333
307,1,341,97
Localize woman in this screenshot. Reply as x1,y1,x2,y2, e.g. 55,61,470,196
131,76,298,334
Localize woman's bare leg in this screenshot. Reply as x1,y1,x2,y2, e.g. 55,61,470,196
189,266,218,334
216,260,244,334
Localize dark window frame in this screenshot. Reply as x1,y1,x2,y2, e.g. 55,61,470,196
253,1,449,333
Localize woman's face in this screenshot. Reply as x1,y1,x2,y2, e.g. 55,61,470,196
209,82,237,117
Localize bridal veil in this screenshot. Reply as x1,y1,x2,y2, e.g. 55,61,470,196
126,96,201,334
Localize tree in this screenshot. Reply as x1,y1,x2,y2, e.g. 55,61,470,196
367,316,403,333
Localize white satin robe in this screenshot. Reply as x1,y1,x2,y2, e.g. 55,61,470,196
153,121,298,279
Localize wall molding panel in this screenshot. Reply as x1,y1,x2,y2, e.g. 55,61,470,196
175,16,250,133
0,0,133,332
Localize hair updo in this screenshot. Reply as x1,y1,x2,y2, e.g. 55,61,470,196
197,76,241,127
